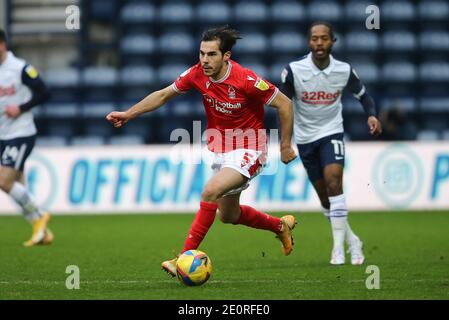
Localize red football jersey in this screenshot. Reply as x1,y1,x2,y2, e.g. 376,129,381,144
172,60,279,153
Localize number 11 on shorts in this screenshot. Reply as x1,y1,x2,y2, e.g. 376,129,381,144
331,139,345,161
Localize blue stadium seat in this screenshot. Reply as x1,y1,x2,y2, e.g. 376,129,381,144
331,33,344,53
234,1,268,23
420,31,449,50
196,2,231,23
422,115,448,131
420,62,449,82
157,64,190,85
380,97,417,112
120,122,151,138
35,136,68,147
238,61,268,79
120,65,155,86
158,32,194,54
419,97,449,112
350,61,379,83
271,1,305,23
382,62,417,82
43,103,78,119
345,1,375,21
84,120,114,137
381,1,415,21
120,34,156,54
344,31,379,51
308,1,343,21
419,1,449,20
82,67,118,86
346,120,372,140
45,68,80,87
270,32,305,54
417,130,440,141
89,1,118,21
171,101,193,116
81,103,115,118
233,32,267,54
109,135,145,145
382,31,416,51
71,136,106,146
46,121,76,138
120,2,156,23
269,62,288,82
159,2,193,24
191,102,205,116
342,99,364,114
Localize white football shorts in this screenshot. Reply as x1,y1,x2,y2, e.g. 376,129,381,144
210,148,266,196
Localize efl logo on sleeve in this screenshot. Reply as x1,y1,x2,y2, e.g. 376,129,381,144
25,65,39,79
254,78,269,91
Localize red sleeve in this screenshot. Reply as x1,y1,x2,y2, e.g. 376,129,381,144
245,69,279,106
172,66,195,93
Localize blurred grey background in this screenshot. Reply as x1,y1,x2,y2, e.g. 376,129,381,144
3,0,449,146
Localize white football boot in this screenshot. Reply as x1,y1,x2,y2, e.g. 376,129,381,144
330,247,345,265
347,237,365,265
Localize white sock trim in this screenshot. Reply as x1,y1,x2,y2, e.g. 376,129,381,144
329,194,348,218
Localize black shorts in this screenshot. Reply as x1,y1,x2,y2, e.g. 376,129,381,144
0,135,36,172
297,133,345,182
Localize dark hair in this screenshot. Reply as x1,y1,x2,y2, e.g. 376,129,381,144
0,29,7,44
201,25,242,55
308,21,337,42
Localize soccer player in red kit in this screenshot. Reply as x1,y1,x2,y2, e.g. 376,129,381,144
106,26,298,277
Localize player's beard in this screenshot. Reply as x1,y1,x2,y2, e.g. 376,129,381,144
314,46,332,60
202,65,215,76
203,61,224,78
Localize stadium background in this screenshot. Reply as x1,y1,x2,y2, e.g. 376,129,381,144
0,0,449,301
0,0,448,213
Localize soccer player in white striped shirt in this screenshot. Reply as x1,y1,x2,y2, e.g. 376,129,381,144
0,29,53,247
281,22,382,265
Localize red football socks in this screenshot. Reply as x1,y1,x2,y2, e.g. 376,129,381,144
181,201,217,253
237,205,282,233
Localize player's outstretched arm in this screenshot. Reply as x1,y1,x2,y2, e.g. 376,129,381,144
106,85,179,128
269,91,297,164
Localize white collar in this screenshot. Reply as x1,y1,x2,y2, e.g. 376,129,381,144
308,52,335,76
209,61,232,83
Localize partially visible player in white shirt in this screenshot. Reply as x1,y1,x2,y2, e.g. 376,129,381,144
281,22,382,265
0,29,53,247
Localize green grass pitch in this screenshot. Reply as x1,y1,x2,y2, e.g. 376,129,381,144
0,211,448,299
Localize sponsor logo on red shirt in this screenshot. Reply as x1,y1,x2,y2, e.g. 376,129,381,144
203,94,242,115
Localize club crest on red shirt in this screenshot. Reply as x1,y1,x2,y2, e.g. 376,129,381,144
228,85,236,99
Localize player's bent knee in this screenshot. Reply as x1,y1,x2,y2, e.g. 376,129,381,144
0,177,14,193
326,180,343,196
201,186,220,202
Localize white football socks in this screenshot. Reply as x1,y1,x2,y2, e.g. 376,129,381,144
345,219,358,244
329,194,348,250
8,182,42,222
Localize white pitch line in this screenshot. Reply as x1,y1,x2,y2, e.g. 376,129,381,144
0,279,448,285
